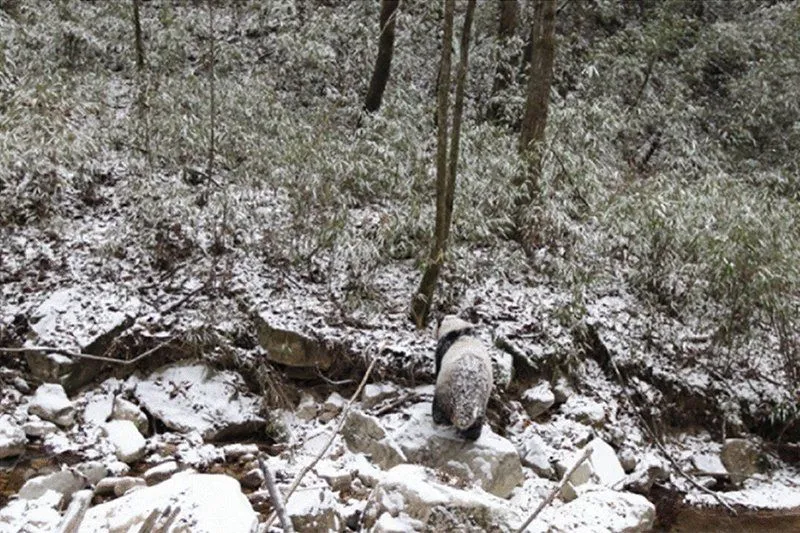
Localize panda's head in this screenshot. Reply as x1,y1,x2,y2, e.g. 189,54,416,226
436,315,474,340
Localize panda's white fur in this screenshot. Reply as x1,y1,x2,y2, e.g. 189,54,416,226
432,315,493,440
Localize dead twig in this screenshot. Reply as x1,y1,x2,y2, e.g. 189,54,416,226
258,456,295,533
264,356,378,529
516,446,592,532
0,336,174,367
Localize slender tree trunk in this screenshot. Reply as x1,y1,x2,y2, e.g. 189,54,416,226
410,0,476,329
207,0,216,183
488,0,518,120
518,0,556,198
132,0,145,71
364,0,400,112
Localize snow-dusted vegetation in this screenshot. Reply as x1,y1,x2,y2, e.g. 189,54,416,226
1,0,799,531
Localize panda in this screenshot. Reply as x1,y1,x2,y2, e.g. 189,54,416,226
432,315,493,441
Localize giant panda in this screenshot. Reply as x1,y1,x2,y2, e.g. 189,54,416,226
432,315,493,441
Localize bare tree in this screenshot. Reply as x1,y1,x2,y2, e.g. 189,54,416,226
518,0,556,198
132,0,145,71
364,0,400,112
410,0,477,329
487,0,519,120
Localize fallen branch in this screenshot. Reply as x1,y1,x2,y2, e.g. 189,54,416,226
516,446,592,532
606,354,737,515
258,456,295,533
0,336,174,367
372,392,422,416
264,356,377,529
56,489,92,533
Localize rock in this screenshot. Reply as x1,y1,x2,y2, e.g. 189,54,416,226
546,488,656,532
113,477,146,496
58,489,92,532
521,382,555,418
561,439,626,501
373,512,423,532
692,453,728,477
96,477,133,496
143,461,179,485
76,461,109,486
0,490,62,532
24,287,141,392
28,383,74,427
562,396,606,426
316,460,352,491
518,433,555,479
253,313,333,369
319,392,346,423
223,443,260,462
18,469,90,503
133,362,265,441
286,486,343,532
388,403,523,498
240,467,265,490
341,410,406,469
619,448,638,473
103,420,146,463
372,464,520,530
111,397,149,434
552,377,573,405
721,438,760,484
296,392,319,421
12,376,31,394
80,473,257,532
0,416,27,459
492,350,514,389
625,453,669,494
22,419,60,438
362,383,398,410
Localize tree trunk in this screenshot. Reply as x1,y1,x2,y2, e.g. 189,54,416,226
364,0,400,112
132,0,145,72
488,0,518,120
410,0,476,329
518,0,556,197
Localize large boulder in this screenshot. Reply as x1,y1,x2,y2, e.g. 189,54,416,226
341,410,406,469
285,486,343,532
372,464,520,532
79,473,257,532
0,416,27,459
390,403,524,498
721,438,760,484
543,488,656,532
24,287,141,392
133,362,265,441
560,439,626,501
252,312,333,370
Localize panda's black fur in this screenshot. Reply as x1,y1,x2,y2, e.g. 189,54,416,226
432,316,493,441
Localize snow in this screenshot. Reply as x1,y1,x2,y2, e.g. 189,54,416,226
103,420,146,463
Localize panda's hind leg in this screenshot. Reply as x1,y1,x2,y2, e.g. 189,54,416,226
432,393,450,425
459,417,483,441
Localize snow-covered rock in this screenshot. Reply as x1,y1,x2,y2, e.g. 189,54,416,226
692,453,728,477
390,403,524,498
17,464,103,503
28,383,74,427
96,476,146,496
544,488,655,532
561,439,626,501
619,448,638,473
286,486,343,532
317,459,353,491
22,419,60,438
24,286,141,391
0,416,27,458
296,392,319,421
0,490,62,532
79,473,257,532
562,396,606,426
518,432,555,479
319,391,346,423
240,467,265,490
342,410,406,469
372,512,423,532
253,313,334,370
103,420,146,463
111,396,148,434
492,350,514,389
625,452,669,494
721,438,760,484
521,382,555,418
551,377,573,405
223,443,260,462
133,362,265,441
372,464,520,530
362,382,398,410
143,460,179,485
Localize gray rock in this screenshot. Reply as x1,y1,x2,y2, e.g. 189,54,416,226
561,439,626,502
562,396,606,426
103,420,146,463
316,460,352,491
133,362,265,441
222,443,260,462
286,486,342,532
28,383,74,427
76,461,108,486
111,397,149,434
18,469,88,503
518,433,555,479
319,392,346,423
362,383,398,410
372,464,520,531
552,377,573,405
296,392,318,421
22,419,60,438
721,438,760,484
143,461,179,485
240,467,265,490
341,410,406,469
113,477,146,496
546,488,655,532
521,382,555,418
692,453,728,477
619,448,638,473
625,453,669,494
253,313,333,370
390,403,523,498
0,417,27,459
80,473,258,532
492,350,514,389
12,377,31,394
